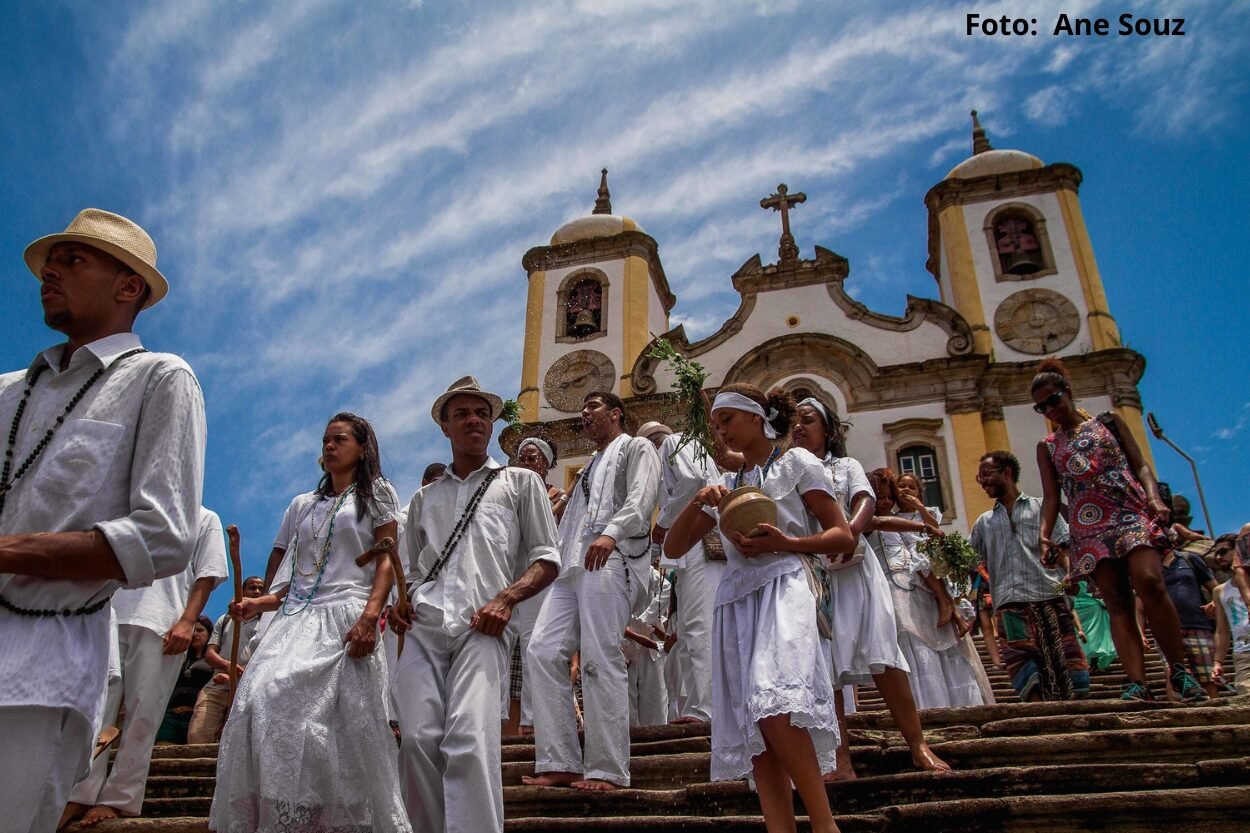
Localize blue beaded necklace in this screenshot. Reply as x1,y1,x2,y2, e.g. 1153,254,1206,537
281,484,356,616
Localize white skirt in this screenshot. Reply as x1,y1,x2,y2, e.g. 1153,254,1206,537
210,602,410,833
826,544,910,685
711,568,839,782
896,631,989,710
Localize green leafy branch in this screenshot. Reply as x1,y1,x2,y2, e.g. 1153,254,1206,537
647,336,714,464
918,531,979,597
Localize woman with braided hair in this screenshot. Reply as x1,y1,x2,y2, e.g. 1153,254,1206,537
1033,359,1206,703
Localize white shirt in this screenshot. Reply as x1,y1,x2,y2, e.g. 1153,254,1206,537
270,479,402,609
0,333,206,724
111,507,229,637
705,447,833,606
656,433,717,569
405,458,560,637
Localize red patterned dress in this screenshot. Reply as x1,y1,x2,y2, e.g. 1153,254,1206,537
1044,417,1170,580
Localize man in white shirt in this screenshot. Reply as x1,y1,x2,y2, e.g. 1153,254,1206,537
0,209,206,832
63,506,227,825
390,376,560,833
523,391,660,791
637,421,721,723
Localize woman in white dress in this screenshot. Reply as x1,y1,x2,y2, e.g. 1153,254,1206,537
665,384,853,833
790,399,950,779
865,468,993,709
210,413,410,833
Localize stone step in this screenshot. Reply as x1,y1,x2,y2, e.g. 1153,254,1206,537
501,759,1249,819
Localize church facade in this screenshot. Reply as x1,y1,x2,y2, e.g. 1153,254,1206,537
505,114,1152,533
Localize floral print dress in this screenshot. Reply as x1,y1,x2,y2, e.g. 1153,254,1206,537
1044,417,1170,580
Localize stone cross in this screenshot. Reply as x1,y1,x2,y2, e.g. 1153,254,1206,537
760,183,806,263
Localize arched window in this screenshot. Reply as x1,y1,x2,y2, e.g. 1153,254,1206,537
896,444,945,512
983,204,1056,282
556,270,609,342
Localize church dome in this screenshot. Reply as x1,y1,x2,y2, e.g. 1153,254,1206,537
944,111,1044,180
551,214,643,245
549,168,644,245
946,148,1044,180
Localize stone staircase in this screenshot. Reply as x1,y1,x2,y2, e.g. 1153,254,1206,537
70,635,1250,832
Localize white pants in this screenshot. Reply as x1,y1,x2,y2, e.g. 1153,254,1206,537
509,583,549,727
391,623,509,833
663,637,687,721
671,556,725,721
69,624,182,815
0,705,94,833
628,652,668,727
528,556,632,785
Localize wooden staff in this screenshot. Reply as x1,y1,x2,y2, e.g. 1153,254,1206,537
387,547,410,658
226,525,243,704
356,537,408,657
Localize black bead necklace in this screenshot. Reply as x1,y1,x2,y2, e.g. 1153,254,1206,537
421,467,502,585
0,348,147,518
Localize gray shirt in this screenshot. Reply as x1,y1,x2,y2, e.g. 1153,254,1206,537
969,493,1069,606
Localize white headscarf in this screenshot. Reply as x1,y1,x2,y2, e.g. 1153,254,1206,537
518,437,554,467
797,397,831,426
711,391,779,439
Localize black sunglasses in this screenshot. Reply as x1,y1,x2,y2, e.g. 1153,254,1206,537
1033,391,1065,414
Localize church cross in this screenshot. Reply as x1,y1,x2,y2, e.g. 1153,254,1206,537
760,183,806,263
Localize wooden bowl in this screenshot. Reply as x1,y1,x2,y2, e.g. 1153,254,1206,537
718,486,777,539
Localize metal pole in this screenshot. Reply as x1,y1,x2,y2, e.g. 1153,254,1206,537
1146,412,1215,535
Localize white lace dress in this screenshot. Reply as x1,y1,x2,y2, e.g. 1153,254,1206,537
821,456,910,685
871,510,992,709
209,481,410,833
706,448,840,781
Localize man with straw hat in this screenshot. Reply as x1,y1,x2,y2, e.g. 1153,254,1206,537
0,209,206,831
389,376,560,833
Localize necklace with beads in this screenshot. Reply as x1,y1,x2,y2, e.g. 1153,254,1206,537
734,445,781,489
295,484,355,577
282,484,356,616
0,348,147,519
421,468,501,585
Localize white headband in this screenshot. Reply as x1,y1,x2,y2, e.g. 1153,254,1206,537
797,397,831,426
711,391,778,439
518,438,554,467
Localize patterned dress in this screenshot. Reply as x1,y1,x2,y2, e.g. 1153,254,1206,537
1044,417,1170,580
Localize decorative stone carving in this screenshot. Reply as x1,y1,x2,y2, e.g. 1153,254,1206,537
994,288,1080,354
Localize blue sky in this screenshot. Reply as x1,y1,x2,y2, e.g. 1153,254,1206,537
2,0,1246,620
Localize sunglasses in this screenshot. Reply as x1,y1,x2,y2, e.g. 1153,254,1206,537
1033,391,1065,414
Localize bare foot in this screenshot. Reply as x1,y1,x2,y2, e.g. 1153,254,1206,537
56,803,87,831
521,772,580,787
911,743,952,772
571,778,618,791
823,746,858,782
670,716,705,725
81,806,121,827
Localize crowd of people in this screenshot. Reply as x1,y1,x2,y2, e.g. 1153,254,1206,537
1,209,1245,833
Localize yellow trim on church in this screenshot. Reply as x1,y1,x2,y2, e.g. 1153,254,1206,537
619,255,650,398
939,206,993,355
520,269,546,421
950,411,993,521
1113,403,1157,470
982,415,1010,457
1056,189,1121,351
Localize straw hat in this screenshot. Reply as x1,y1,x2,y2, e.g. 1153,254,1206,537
24,209,168,309
431,376,504,424
636,421,673,441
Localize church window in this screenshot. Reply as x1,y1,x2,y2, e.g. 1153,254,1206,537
897,445,945,512
882,417,956,520
983,204,1056,282
556,270,609,343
